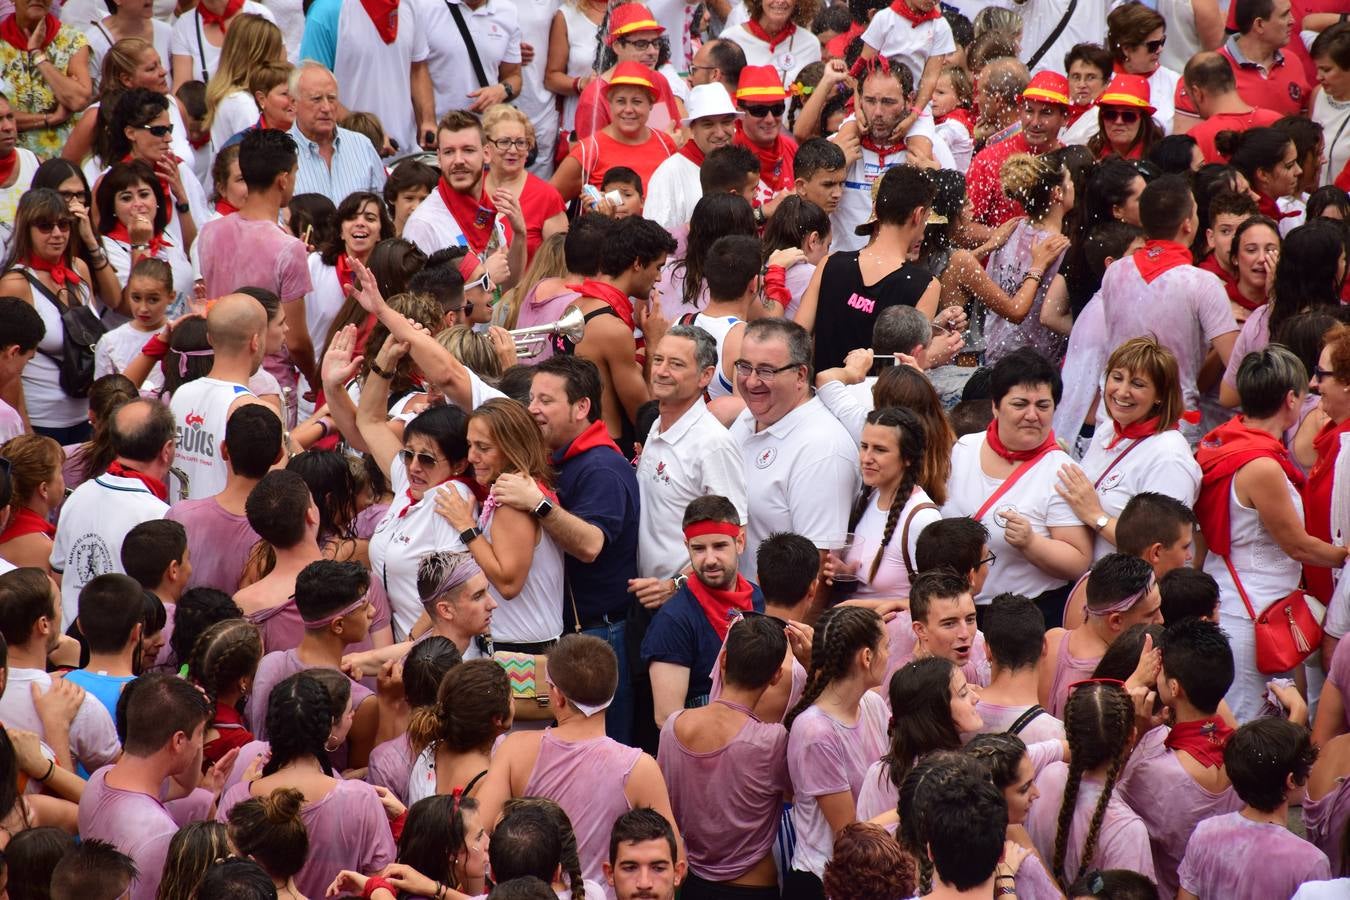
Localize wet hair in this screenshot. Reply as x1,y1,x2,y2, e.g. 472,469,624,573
846,407,926,582
1085,553,1154,614
793,137,846,182
223,404,283,480
121,519,188,589
874,164,936,230
723,612,789,690
7,827,75,900
899,754,1005,892
882,657,962,791
1068,869,1158,899
170,589,242,669
187,618,263,706
1217,127,1295,194
964,731,1030,790
409,658,511,757
822,822,916,900
1001,152,1067,220
286,450,359,545
1052,682,1135,887
1159,568,1220,625
596,216,675,280
989,346,1062,405
982,592,1045,672
562,212,609,277
263,672,337,776
294,559,369,626
196,858,278,900
1225,717,1317,812
915,517,989,581
402,636,463,710
1158,617,1233,714
1114,491,1196,557
870,366,952,504
49,839,137,900
156,821,232,900
1092,623,1164,683
121,671,212,757
399,794,478,889
489,803,566,891
755,531,822,608
784,605,884,729
549,633,619,710
245,469,313,549
226,788,310,881
1270,219,1349,336
77,573,145,655
675,193,756,309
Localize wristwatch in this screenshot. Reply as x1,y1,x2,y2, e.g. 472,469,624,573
1092,514,1110,531
174,200,191,214
532,496,554,519
501,81,516,101
369,361,395,379
459,525,483,544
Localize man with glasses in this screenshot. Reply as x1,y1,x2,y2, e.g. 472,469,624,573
288,62,388,205
645,84,743,231
731,66,798,209
687,38,746,98
967,70,1069,227
729,318,857,582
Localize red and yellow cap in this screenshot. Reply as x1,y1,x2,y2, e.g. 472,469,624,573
607,3,663,43
1097,73,1156,116
606,60,660,99
1022,70,1070,107
735,65,788,104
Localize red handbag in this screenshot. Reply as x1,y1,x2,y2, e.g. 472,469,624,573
1223,556,1322,674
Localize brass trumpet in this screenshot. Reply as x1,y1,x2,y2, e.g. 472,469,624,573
509,305,586,358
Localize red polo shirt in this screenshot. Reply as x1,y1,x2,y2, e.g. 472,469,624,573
1226,0,1317,83
966,132,1059,226
1189,107,1285,162
1175,39,1310,120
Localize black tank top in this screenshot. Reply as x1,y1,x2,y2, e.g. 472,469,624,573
811,252,935,372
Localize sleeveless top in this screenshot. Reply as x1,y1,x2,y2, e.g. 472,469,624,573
560,4,601,132
167,376,255,501
481,495,565,643
812,252,932,372
689,312,741,400
12,264,94,429
1047,628,1103,719
554,306,617,357
1203,477,1304,615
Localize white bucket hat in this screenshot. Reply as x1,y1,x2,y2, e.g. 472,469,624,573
680,83,743,125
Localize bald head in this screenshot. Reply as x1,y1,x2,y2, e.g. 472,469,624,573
207,293,268,355
111,398,176,464
1184,51,1238,96
980,57,1031,105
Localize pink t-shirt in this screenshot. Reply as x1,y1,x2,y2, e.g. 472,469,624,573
972,700,1066,745
1178,812,1331,899
366,733,413,805
165,497,260,594
881,612,991,705
1115,725,1243,897
246,588,389,658
1046,633,1102,719
1025,761,1156,886
78,767,215,900
657,706,790,881
245,648,375,767
1304,776,1350,878
0,667,121,774
0,398,22,444
1326,634,1350,734
216,777,397,900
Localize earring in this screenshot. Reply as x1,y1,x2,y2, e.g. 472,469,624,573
324,735,340,752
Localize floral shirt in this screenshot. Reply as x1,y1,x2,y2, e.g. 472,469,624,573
0,23,88,158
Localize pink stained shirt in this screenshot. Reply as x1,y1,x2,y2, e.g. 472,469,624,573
522,729,643,890
246,587,389,658
366,733,413,805
78,767,215,900
245,648,375,771
880,612,991,706
1114,725,1243,897
1045,633,1102,719
1305,776,1350,877
216,777,396,900
165,496,260,594
1178,811,1331,899
657,705,790,882
972,700,1066,745
1329,639,1350,733
1025,761,1156,886
0,667,121,774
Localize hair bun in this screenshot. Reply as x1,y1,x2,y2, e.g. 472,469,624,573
262,787,305,823
999,153,1044,205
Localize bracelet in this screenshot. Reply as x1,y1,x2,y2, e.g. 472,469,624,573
995,874,1016,881
316,417,331,439
369,361,395,379
36,758,55,782
572,75,581,94
361,875,397,899
435,883,448,900
1023,269,1044,283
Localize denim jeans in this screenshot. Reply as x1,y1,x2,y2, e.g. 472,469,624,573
583,617,634,746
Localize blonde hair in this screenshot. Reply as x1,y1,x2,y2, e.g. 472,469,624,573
204,14,285,129
436,325,502,379
939,64,973,108
482,103,536,146
1000,152,1066,220
0,434,63,509
499,232,568,329
100,37,156,95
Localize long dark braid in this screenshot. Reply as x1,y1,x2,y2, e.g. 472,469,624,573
784,605,884,730
262,673,336,777
898,751,988,896
1052,682,1134,889
848,408,928,582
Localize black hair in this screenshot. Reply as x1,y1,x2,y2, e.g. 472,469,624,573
488,805,564,886
793,137,846,181
169,588,242,670
403,635,463,709
784,606,884,729
245,469,313,549
1217,127,1294,194
408,257,466,316
489,878,556,900
1148,134,1199,177
703,234,763,302
404,403,471,466
319,191,395,267
533,356,604,423
120,519,188,589
383,158,439,207
0,296,44,353
76,573,145,655
223,404,284,479
293,559,369,624
49,839,137,900
1085,553,1154,613
909,765,1007,891
1158,617,1233,714
596,216,676,279
121,671,212,757
846,407,926,582
398,794,476,888
1225,717,1317,812
1082,220,1144,280
1067,869,1158,899
1067,158,1147,310
989,347,1062,405
262,672,336,776
286,450,360,544
1271,219,1349,338
1065,41,1113,77
675,193,757,309
6,827,75,900
288,193,338,253
914,517,989,581
1308,185,1350,221
95,160,169,238
1115,491,1196,557
600,165,643,197
1159,568,1220,625
608,807,677,865
909,569,971,626
882,657,962,791
755,531,821,608
107,88,169,161
1138,173,1196,239
197,858,278,900
700,144,760,195
723,613,789,689
874,164,935,230
982,593,1044,672
964,731,1030,790
562,212,610,277
238,128,299,192
762,195,831,256
1091,623,1164,682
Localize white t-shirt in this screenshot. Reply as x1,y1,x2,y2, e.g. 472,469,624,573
1313,90,1350,190
414,0,522,117
718,21,819,88
304,254,346,368
849,487,942,599
643,152,702,233
860,7,955,86
403,185,478,256
0,667,121,774
51,470,169,624
209,90,260,155
331,0,430,153
1019,0,1107,77
168,376,256,501
0,148,39,258
170,1,277,83
103,235,194,312
95,322,165,393
941,432,1083,604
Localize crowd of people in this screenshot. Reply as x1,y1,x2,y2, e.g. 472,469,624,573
1,0,1350,897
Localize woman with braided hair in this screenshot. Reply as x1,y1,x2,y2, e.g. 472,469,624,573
365,636,462,804
784,605,888,899
1025,680,1154,889
186,618,263,768
497,798,603,899
214,672,397,899
405,658,513,805
837,407,941,603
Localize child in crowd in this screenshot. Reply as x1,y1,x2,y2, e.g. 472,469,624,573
599,167,645,219
94,259,175,394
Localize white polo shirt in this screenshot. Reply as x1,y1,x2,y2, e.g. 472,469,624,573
414,0,522,117
51,470,169,625
860,7,955,86
730,396,859,582
718,22,820,88
643,152,703,233
636,400,748,578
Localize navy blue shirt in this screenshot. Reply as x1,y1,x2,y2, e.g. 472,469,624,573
640,581,766,706
554,439,640,625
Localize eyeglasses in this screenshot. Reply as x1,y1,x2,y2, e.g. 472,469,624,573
979,552,997,568
490,137,530,152
1143,37,1166,54
733,360,801,381
618,37,659,51
135,123,174,137
399,448,444,468
34,220,72,233
1102,108,1141,124
688,63,718,73
1313,366,1337,382
56,189,85,204
741,103,786,119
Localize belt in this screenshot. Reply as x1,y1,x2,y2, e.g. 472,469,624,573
492,638,558,655
575,612,623,632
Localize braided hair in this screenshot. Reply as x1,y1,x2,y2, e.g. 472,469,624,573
186,619,263,708
847,407,928,582
1052,682,1135,889
502,797,587,900
783,605,884,730
262,673,337,777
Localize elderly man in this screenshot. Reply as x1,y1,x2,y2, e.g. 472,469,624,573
644,85,743,231
288,62,388,204
688,38,746,97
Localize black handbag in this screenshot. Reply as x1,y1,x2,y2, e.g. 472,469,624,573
15,268,106,399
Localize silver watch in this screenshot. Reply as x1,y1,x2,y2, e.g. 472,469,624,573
1092,514,1110,531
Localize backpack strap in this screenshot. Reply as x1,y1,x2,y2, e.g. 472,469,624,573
900,501,939,577
1006,704,1047,736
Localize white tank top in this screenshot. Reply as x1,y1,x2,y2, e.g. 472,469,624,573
1205,478,1304,618
691,312,741,400
560,4,600,131
14,265,92,428
168,376,255,501
482,500,565,643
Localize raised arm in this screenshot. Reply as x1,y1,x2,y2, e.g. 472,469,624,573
355,338,408,479
320,324,373,454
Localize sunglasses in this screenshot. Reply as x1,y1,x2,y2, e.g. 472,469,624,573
136,123,174,137
399,448,444,468
741,103,786,119
465,272,493,292
1143,37,1165,53
34,219,72,233
1102,108,1141,124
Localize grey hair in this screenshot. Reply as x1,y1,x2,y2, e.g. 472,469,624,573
973,7,1023,40
1236,345,1308,418
873,306,933,357
416,550,480,607
980,57,1030,102
744,318,811,369
665,324,719,372
288,60,337,98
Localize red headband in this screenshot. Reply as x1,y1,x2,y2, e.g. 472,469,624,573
683,520,741,540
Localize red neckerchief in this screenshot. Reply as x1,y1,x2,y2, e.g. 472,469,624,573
122,153,178,224
579,278,636,331
1112,60,1157,78
436,177,497,256
985,419,1057,462
1067,102,1094,126
189,131,211,150
0,506,54,543
1256,192,1297,221
396,477,451,519
0,150,17,186
1106,415,1169,450
1226,277,1266,313
359,0,399,43
1132,239,1194,285
198,0,245,30
687,574,756,641
335,254,356,292
106,460,168,502
888,0,940,25
215,198,238,216
24,254,81,289
734,126,794,193
1196,251,1236,287
744,19,796,51
105,222,172,256
1195,415,1306,556
0,13,59,52
1164,717,1234,769
861,134,905,167
935,107,974,135
678,140,706,166
557,419,623,464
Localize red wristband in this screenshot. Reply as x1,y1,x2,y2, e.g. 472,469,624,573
763,264,791,309
389,809,408,842
141,332,170,359
362,875,397,899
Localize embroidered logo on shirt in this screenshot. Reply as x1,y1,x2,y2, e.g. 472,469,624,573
653,460,672,485
755,447,777,469
1100,470,1125,492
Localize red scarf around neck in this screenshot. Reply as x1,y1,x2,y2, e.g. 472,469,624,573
0,150,18,187
106,222,172,256
985,419,1057,462
215,198,238,216
861,135,905,167
335,254,357,292
1106,414,1166,450
1256,192,1297,221
744,19,796,51
25,254,80,289
678,140,706,166
437,177,497,256
888,0,940,25
734,127,794,194
1164,717,1234,769
558,419,623,464
359,0,399,43
106,461,168,502
198,0,245,29
1132,240,1194,285
0,13,59,52
1226,277,1266,313
935,106,973,135
396,474,485,518
0,506,54,542
1195,415,1306,557
687,574,756,641
579,278,636,331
